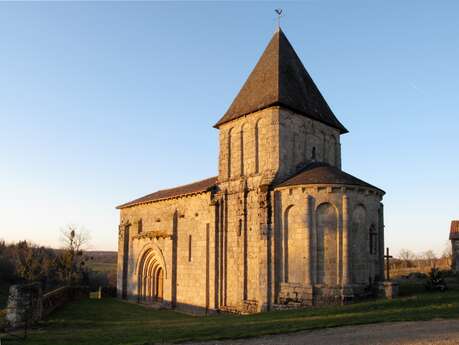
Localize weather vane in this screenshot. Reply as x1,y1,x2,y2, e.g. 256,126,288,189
275,8,283,29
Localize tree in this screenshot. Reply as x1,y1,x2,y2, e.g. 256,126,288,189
11,241,57,287
442,241,452,266
422,250,437,267
0,239,15,282
399,249,416,268
58,225,91,284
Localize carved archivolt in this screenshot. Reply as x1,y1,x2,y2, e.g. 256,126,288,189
137,244,167,302
136,243,168,280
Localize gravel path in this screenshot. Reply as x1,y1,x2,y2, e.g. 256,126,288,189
185,319,459,345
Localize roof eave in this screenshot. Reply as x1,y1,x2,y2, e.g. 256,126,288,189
116,188,215,210
275,182,385,195
214,103,348,134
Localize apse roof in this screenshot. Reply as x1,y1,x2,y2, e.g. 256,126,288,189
277,162,384,193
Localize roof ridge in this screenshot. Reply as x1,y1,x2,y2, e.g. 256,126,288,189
152,176,217,194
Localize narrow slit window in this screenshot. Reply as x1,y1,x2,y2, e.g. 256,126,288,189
188,234,192,262
137,218,143,234
240,127,245,176
227,128,233,178
255,121,260,173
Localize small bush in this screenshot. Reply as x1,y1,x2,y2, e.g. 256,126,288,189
425,267,447,292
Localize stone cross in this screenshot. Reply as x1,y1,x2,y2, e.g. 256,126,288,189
384,247,393,281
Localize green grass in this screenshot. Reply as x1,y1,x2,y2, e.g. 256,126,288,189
13,290,459,345
87,261,117,273
398,280,426,296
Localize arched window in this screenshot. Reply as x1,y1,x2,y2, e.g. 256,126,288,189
369,225,377,255
351,205,368,284
227,128,233,178
316,203,338,285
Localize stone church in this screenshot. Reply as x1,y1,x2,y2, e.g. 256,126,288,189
116,28,385,314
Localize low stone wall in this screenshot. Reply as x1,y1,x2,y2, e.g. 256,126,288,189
5,284,88,329
5,283,42,329
42,286,88,318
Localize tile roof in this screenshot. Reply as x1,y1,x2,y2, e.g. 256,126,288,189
450,220,459,240
117,176,218,209
214,28,348,134
276,162,384,193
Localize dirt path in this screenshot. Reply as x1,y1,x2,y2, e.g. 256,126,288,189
185,319,459,345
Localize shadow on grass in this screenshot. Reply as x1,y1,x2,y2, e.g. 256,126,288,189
21,290,459,345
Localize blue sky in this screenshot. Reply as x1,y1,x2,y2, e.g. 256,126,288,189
0,1,458,255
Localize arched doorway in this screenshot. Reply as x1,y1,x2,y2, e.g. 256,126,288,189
138,249,165,304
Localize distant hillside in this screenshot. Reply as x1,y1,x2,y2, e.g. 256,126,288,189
85,251,117,273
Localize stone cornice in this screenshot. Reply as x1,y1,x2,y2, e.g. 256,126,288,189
119,190,213,210
134,230,173,240
273,184,384,198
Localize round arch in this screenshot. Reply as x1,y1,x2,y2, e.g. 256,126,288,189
136,244,167,303
315,202,338,285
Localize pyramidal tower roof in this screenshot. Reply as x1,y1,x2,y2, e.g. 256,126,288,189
215,28,348,133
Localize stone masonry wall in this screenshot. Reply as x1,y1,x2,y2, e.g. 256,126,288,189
278,108,341,180
5,283,42,329
216,106,348,311
272,184,384,305
218,107,342,186
119,191,216,314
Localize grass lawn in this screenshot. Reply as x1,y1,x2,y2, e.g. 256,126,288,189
87,261,117,274
10,289,459,345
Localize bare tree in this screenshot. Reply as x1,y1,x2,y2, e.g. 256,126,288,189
442,241,452,267
59,225,91,284
399,249,416,268
422,250,437,267
60,225,90,253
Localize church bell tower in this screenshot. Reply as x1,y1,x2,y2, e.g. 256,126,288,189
212,28,350,311
215,28,347,186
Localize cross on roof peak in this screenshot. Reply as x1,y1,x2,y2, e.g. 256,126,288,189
274,8,283,30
